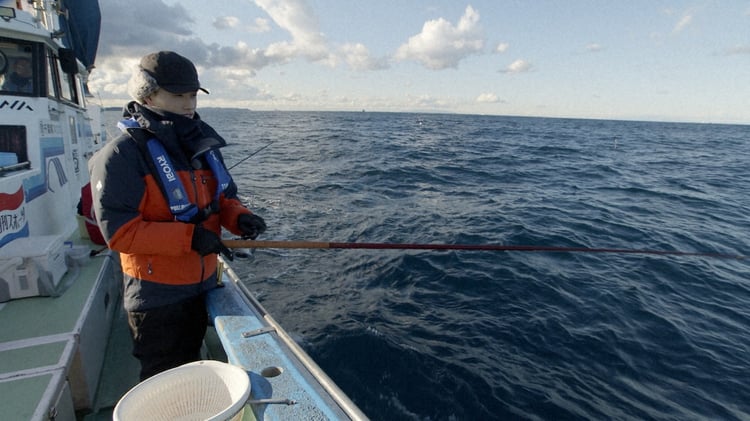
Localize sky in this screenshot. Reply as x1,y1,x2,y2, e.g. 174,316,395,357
88,1,750,124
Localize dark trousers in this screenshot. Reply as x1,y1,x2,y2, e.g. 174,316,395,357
127,294,208,380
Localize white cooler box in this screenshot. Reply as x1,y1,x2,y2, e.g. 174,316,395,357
0,235,68,302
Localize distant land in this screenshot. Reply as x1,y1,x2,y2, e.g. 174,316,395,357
98,107,747,126
101,106,251,113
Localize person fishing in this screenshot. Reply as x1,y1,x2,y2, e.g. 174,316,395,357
88,51,267,380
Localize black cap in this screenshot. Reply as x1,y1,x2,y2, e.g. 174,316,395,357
139,51,209,94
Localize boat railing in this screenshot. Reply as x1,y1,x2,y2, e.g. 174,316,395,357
219,259,370,421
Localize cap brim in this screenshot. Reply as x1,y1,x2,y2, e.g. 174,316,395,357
161,85,210,94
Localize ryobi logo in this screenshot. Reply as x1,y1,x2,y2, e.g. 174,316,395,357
156,155,176,182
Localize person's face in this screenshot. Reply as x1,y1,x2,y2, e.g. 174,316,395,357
14,59,31,77
145,88,197,118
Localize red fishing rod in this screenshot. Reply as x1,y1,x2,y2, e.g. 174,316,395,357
223,240,746,260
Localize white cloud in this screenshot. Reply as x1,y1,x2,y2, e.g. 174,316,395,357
500,59,532,74
394,6,485,69
247,17,272,33
495,42,509,53
413,94,450,109
207,42,269,68
339,43,388,71
215,67,257,84
206,67,271,102
254,0,331,62
673,12,693,33
87,57,140,100
585,43,603,52
476,93,499,103
213,16,239,30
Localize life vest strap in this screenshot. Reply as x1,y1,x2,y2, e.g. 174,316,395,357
118,118,232,223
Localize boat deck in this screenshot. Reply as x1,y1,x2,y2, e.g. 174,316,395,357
78,300,231,420
1,235,366,420
0,236,123,421
76,301,140,420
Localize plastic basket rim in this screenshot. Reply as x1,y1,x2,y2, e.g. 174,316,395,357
113,360,252,421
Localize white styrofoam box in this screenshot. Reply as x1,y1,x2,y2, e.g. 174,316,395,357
0,235,68,301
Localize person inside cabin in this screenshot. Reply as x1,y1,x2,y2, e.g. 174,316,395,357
88,51,267,380
2,57,33,93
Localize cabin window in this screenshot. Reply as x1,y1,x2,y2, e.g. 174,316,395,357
45,49,57,98
0,126,28,172
0,39,37,96
45,47,81,106
56,58,77,103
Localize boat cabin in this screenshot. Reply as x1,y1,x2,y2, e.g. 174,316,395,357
0,2,104,247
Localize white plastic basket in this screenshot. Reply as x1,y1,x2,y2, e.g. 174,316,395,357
113,360,252,421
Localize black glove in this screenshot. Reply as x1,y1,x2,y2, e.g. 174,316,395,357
237,213,267,240
191,225,233,261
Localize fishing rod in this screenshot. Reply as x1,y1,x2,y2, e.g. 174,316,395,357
223,239,746,260
227,141,275,170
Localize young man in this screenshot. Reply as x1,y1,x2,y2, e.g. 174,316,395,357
89,51,267,380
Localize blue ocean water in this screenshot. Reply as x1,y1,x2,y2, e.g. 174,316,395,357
107,109,750,420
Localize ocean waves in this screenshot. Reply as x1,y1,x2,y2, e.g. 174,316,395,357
191,110,750,420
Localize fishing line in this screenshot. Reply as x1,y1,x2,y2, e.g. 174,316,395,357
227,141,275,170
223,239,746,260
